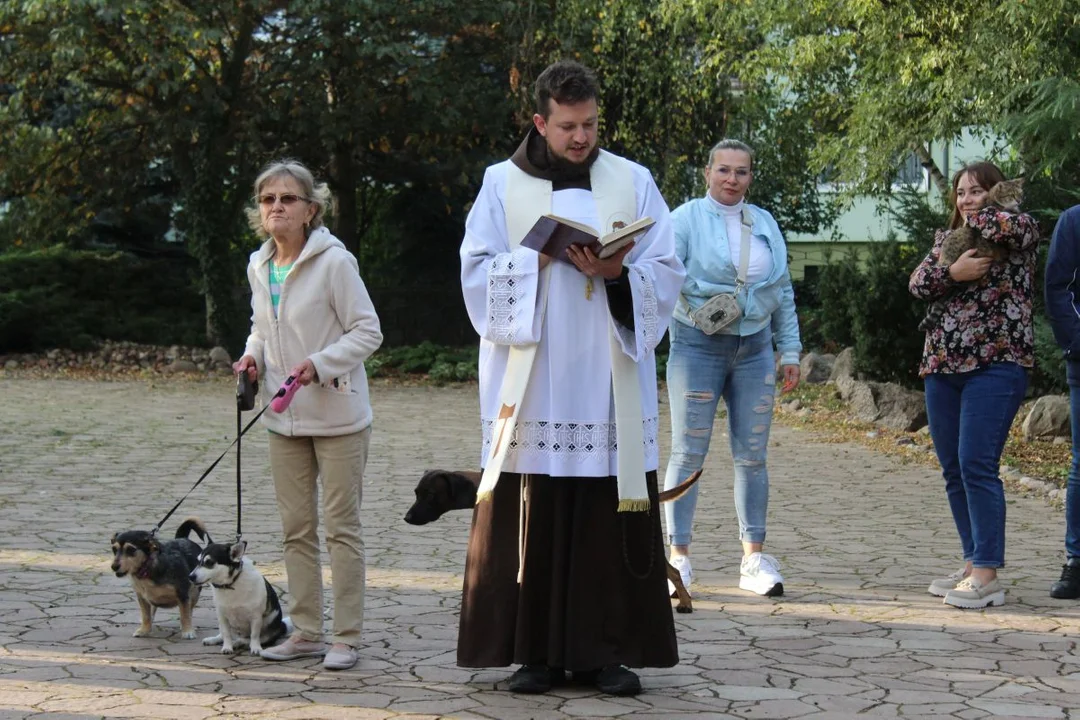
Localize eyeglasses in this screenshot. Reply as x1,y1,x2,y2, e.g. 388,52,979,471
712,167,752,179
257,193,309,206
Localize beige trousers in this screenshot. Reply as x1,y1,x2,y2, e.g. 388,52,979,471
268,427,370,646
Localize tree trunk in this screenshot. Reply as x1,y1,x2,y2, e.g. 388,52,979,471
910,141,949,195
333,146,359,258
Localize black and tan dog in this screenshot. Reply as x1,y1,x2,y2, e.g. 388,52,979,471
404,469,702,613
110,517,210,639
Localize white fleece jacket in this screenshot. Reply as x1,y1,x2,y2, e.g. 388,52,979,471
242,227,383,437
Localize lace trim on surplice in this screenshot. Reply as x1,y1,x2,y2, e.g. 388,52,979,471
481,417,659,463
487,253,531,344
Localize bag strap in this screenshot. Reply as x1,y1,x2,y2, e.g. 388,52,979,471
734,206,753,292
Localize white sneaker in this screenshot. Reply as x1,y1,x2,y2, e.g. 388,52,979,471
740,552,784,597
928,567,968,597
943,576,1006,609
667,555,693,597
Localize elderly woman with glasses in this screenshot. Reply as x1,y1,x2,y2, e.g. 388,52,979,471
662,139,802,600
233,159,383,670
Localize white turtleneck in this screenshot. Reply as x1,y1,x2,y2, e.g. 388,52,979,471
706,194,774,284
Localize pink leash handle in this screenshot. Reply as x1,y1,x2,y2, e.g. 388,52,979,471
269,375,301,412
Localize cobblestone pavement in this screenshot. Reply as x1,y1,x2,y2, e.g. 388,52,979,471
2,377,1080,719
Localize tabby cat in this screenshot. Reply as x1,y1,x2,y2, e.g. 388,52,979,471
917,178,1024,333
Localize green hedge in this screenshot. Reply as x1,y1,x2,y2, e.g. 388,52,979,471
0,248,206,353
797,240,1069,395
797,240,928,389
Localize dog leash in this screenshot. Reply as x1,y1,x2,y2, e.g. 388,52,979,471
151,374,285,537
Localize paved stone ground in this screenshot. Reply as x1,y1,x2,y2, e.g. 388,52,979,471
2,377,1080,719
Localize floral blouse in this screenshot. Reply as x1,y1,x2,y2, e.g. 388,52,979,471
909,207,1041,377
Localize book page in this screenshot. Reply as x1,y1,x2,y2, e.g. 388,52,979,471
543,214,599,238
600,216,654,245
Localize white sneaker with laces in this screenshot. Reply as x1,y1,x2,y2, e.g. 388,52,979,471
740,552,784,597
667,555,693,597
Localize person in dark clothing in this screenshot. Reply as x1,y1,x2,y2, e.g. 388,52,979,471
1044,204,1080,599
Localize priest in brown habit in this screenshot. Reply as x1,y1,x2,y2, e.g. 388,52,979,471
457,60,686,696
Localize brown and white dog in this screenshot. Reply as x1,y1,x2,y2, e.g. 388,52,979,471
404,469,702,613
110,517,210,638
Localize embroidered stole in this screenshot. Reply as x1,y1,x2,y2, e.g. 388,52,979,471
475,151,649,512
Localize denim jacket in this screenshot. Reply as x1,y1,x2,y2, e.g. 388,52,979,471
1045,205,1080,386
670,197,802,366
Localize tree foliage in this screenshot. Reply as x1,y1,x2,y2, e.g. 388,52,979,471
524,0,837,234
4,0,1080,361
0,0,521,349
673,0,1080,200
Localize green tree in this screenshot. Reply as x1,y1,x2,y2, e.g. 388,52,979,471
0,0,272,348
676,0,1080,197
525,0,837,235
0,1,525,348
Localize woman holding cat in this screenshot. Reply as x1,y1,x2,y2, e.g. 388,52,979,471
909,161,1040,609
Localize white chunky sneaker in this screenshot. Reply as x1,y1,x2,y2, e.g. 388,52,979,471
667,555,693,597
739,552,784,597
928,567,969,597
943,577,1005,609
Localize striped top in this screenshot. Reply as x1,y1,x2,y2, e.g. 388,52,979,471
269,262,293,317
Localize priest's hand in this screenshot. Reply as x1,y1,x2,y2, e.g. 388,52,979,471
566,242,634,280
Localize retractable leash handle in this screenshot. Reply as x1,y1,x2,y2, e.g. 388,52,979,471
237,371,258,412
270,375,301,413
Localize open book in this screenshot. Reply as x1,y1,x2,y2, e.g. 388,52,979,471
521,214,655,262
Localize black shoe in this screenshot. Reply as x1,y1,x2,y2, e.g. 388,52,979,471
1051,558,1080,599
506,664,564,694
594,665,642,696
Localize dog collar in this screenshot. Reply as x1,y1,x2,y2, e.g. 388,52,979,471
135,559,153,579
212,571,241,590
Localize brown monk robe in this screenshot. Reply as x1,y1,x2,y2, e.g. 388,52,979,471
457,470,678,673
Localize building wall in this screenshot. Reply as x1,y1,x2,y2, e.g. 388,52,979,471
784,129,1002,280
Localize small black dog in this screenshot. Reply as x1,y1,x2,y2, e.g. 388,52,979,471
110,517,210,638
404,469,702,612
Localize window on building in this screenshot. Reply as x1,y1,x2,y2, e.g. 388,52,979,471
893,152,926,188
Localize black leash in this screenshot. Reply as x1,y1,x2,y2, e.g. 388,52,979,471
152,373,281,537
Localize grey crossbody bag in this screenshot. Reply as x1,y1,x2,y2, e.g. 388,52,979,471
689,207,754,335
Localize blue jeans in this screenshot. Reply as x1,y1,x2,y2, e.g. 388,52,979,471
924,362,1027,568
1067,373,1080,559
663,322,776,546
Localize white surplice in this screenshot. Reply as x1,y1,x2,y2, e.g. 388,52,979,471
460,156,686,479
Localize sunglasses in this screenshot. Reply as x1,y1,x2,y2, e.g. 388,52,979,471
257,193,309,206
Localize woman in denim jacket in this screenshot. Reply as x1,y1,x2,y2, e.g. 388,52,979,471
909,161,1039,609
663,139,802,598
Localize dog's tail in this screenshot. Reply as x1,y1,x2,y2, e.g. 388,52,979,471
175,517,212,545
658,469,702,504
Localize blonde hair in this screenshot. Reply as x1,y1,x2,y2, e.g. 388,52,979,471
245,159,334,237
707,139,755,170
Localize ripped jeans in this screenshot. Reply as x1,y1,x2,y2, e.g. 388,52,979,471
663,322,776,546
